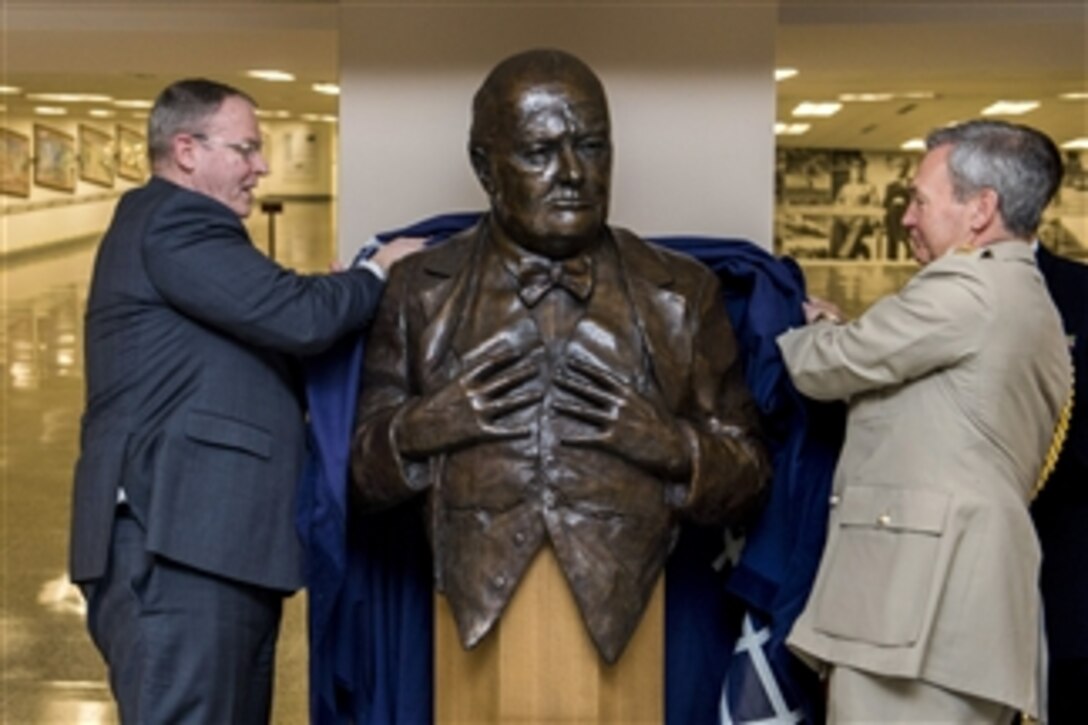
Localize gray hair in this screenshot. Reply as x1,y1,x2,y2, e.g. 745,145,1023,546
925,120,1064,238
147,79,256,167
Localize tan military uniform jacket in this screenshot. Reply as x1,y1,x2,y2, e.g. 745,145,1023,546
777,241,1071,715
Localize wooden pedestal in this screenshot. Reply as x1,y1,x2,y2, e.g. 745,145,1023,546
435,547,663,724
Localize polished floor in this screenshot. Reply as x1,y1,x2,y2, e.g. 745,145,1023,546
0,200,908,724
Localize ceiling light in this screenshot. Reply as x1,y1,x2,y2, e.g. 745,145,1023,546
34,106,68,116
256,109,292,119
301,113,338,123
839,93,894,103
247,69,296,82
312,83,340,96
1059,92,1088,101
0,85,22,95
114,99,153,109
900,138,927,151
774,122,810,136
792,101,842,118
901,91,938,100
1061,138,1088,150
775,68,798,82
89,109,116,118
980,100,1039,116
27,92,113,103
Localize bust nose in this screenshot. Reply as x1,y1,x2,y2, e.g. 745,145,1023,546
556,143,584,186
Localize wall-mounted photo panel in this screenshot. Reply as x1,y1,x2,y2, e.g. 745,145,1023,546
1,127,32,197
78,124,116,188
33,124,78,193
116,125,148,182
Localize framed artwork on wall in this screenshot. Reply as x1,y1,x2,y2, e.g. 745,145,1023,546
1,127,32,197
33,124,77,193
78,124,115,188
116,125,148,182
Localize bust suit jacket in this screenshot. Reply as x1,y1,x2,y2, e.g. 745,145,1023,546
351,219,768,662
1032,243,1088,659
71,176,384,592
778,241,1071,715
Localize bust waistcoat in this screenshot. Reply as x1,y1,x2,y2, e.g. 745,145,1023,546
433,237,675,663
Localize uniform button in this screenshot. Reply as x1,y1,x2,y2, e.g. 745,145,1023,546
877,513,892,527
513,531,527,546
828,494,841,507
492,575,507,589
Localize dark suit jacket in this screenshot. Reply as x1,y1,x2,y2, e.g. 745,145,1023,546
1033,243,1088,658
351,220,768,661
70,176,384,592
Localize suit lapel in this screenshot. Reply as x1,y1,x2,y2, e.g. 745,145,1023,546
416,226,485,383
612,228,691,410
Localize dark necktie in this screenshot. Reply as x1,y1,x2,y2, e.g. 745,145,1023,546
515,255,594,307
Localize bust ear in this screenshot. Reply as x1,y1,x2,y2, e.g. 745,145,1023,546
470,146,495,195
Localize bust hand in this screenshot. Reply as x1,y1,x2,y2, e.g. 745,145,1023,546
395,345,544,457
553,355,691,479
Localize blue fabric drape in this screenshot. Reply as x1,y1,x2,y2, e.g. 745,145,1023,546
298,213,843,724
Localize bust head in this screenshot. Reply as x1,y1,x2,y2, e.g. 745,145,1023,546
470,49,612,260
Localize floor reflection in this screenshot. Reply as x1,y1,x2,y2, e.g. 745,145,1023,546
0,199,333,724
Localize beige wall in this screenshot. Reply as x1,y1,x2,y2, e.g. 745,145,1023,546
338,2,777,258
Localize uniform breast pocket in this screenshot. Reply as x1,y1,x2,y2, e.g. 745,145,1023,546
813,485,950,647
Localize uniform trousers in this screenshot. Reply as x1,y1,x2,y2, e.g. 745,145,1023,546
81,506,284,724
828,665,1015,724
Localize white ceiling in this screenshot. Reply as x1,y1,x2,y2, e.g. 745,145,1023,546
1,0,1085,151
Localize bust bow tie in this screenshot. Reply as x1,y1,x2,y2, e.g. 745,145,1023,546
515,255,594,307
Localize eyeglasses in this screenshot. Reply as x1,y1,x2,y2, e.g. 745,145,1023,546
191,132,264,163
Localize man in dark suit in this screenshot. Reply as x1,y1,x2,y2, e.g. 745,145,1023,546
70,78,420,723
1034,237,1088,724
351,48,769,668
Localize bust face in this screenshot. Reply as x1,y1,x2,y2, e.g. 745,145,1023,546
482,76,612,259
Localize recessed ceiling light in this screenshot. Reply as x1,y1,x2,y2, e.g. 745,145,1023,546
839,93,894,103
312,83,340,96
980,100,1040,116
247,69,296,82
27,92,113,103
900,138,927,151
88,109,116,118
775,68,798,82
0,85,23,95
1059,92,1088,101
901,91,938,100
301,113,338,123
255,109,292,119
34,106,68,116
1061,138,1088,150
792,101,842,118
114,99,153,109
774,122,810,136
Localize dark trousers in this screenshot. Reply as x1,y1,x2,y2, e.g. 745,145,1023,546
81,508,284,724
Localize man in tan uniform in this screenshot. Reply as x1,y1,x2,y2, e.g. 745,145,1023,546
779,120,1071,722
